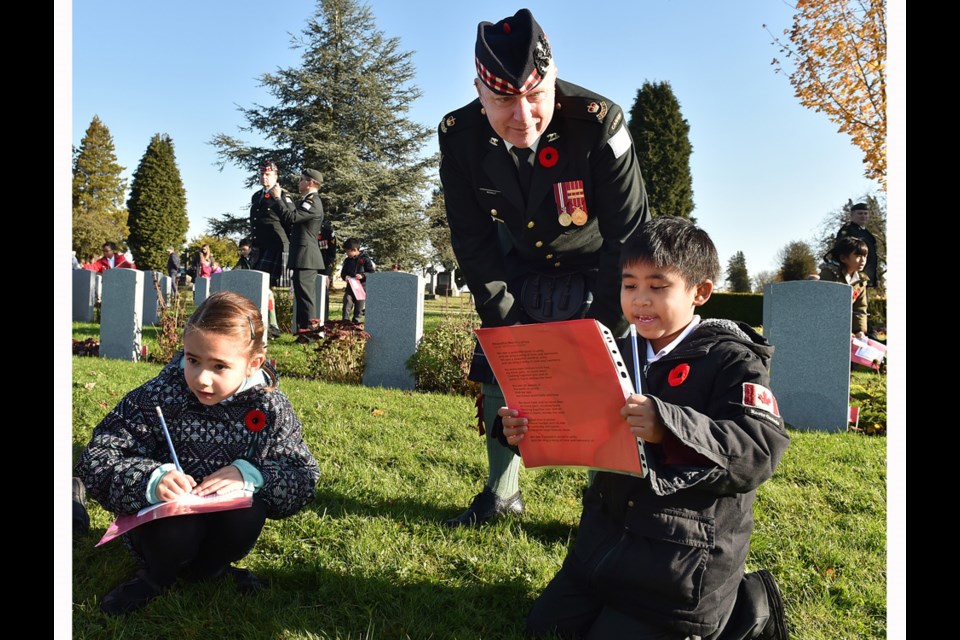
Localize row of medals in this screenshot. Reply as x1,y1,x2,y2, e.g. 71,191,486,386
558,206,588,227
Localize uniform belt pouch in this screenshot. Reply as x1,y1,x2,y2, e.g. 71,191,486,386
520,272,591,323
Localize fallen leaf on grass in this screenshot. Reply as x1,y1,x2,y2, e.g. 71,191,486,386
98,401,109,409
83,382,96,390
371,409,384,416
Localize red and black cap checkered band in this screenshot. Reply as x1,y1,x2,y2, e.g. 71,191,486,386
475,8,552,96
260,159,278,172
475,59,544,96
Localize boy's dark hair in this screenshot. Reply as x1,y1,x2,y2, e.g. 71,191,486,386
102,242,118,251
239,237,253,249
833,236,868,259
620,217,720,286
343,238,361,252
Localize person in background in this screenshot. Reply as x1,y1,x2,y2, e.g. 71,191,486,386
92,242,134,272
318,221,337,321
818,236,870,339
281,168,327,343
166,246,181,299
340,238,375,324
825,202,878,287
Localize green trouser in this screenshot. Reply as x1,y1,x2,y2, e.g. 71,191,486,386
482,382,595,496
481,382,521,498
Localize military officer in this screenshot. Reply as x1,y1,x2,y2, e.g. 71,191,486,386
250,159,295,287
281,168,327,342
439,8,649,527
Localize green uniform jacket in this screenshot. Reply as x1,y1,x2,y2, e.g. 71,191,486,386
281,191,326,270
438,79,649,335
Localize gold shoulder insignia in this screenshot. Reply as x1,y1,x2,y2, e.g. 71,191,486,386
439,114,458,134
609,110,623,134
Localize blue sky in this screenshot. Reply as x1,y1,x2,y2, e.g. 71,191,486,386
57,2,904,634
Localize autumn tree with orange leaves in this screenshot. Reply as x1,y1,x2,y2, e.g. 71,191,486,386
768,0,886,187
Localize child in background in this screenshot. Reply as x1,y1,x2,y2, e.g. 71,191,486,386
502,218,791,639
76,291,320,615
340,238,376,324
818,236,870,339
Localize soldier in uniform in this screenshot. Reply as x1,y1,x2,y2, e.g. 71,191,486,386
282,168,327,343
250,160,295,287
439,8,649,527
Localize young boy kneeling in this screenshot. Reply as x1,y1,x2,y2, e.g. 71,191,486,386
502,218,791,639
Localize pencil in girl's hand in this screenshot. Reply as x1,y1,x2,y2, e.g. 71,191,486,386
155,406,183,472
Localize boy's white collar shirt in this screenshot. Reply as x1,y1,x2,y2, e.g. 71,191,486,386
646,316,702,364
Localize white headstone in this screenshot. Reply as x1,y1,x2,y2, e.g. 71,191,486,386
193,276,211,307
72,269,97,322
291,274,328,333
362,272,424,390
100,269,144,361
141,271,171,326
763,280,852,431
211,270,271,341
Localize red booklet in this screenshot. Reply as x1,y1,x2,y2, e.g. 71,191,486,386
475,319,647,477
96,491,253,546
346,276,366,300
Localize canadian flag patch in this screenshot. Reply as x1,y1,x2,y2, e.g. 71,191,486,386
742,383,780,417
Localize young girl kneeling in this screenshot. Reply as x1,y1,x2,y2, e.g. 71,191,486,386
76,291,320,615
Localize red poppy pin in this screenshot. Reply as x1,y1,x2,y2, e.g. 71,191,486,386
538,146,559,168
668,363,690,387
244,409,267,433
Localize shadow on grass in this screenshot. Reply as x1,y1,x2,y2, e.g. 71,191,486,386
73,534,536,639
308,487,579,548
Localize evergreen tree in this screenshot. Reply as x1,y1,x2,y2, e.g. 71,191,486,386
72,116,128,261
423,188,457,271
211,0,434,268
725,251,751,293
126,134,188,271
207,212,252,244
777,240,818,281
627,81,695,219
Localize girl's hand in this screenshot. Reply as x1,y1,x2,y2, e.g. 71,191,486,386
498,407,528,445
156,470,197,502
621,394,666,444
193,465,244,497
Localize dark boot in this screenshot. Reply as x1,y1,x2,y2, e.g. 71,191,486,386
443,487,524,527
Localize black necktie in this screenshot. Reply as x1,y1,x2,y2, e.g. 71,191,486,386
513,147,533,199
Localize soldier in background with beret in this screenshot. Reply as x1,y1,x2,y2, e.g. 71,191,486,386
438,8,649,528
282,168,327,343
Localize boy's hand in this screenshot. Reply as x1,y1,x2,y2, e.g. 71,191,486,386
156,470,197,502
193,465,244,497
621,394,666,444
498,407,528,445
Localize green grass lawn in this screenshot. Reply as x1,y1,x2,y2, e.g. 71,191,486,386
70,348,888,639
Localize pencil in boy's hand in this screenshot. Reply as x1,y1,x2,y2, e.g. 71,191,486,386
155,406,183,473
630,325,643,396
